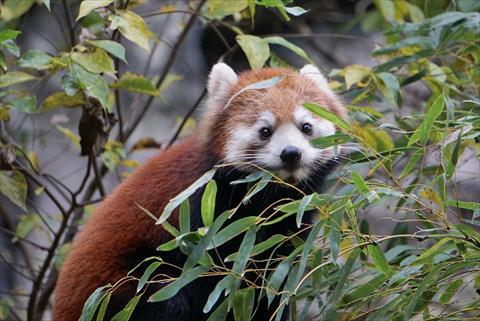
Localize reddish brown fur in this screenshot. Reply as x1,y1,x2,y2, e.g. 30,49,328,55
54,67,347,321
54,136,212,321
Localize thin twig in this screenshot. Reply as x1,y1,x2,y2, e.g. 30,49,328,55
91,151,106,197
62,0,75,47
122,0,207,141
167,88,207,147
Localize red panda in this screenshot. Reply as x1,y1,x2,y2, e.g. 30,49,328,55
53,63,348,321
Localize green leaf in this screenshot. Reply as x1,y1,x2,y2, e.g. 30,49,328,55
206,0,248,18
183,210,230,271
95,292,111,321
311,133,352,148
17,50,52,70
351,171,369,193
0,29,21,42
267,246,303,305
444,200,480,211
226,76,283,108
225,234,286,262
264,36,313,63
77,0,114,21
343,274,388,304
118,10,155,52
137,261,162,293
232,288,255,321
329,210,343,262
110,295,141,321
8,95,38,113
303,103,349,131
403,269,437,320
201,180,217,227
0,39,20,57
242,172,272,204
210,216,257,250
327,249,360,305
0,299,10,320
293,220,324,289
87,40,127,63
79,285,112,321
179,199,190,235
231,226,256,276
412,238,451,265
0,71,36,88
375,72,400,105
0,171,27,210
236,35,270,69
13,214,40,241
72,48,115,77
69,63,110,110
204,276,235,313
41,92,85,111
149,266,208,302
408,94,445,146
439,279,463,304
296,194,313,228
399,151,423,179
367,244,391,276
157,169,215,225
111,72,160,96
0,0,35,22
284,6,309,16
206,299,228,321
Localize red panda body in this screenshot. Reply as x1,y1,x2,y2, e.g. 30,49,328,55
54,65,347,321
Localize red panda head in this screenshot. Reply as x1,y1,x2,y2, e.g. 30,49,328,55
201,63,348,183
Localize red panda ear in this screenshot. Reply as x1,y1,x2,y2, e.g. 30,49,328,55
200,63,238,137
300,64,336,97
207,63,238,106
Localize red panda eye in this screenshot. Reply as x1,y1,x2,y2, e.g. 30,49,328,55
259,127,272,139
301,123,312,134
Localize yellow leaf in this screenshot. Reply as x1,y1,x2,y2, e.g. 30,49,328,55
118,10,155,52
27,151,39,171
77,0,114,21
56,125,80,148
342,65,372,90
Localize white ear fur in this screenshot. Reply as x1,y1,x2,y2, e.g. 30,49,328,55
300,64,338,98
207,63,238,105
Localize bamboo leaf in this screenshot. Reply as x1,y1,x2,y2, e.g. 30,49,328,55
201,180,217,227
303,103,349,131
157,169,215,225
408,94,445,146
149,266,208,302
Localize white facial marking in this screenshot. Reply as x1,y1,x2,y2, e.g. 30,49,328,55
293,107,336,137
224,111,275,165
225,107,338,182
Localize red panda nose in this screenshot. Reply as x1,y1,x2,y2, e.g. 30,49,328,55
280,146,302,165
